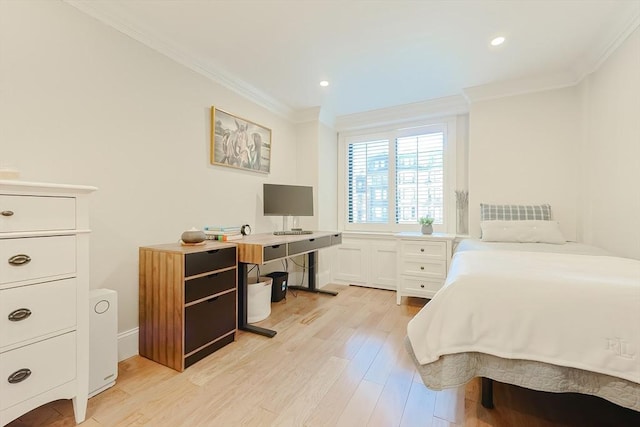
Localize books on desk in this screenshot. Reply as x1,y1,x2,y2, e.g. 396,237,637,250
205,233,243,242
204,226,243,242
204,225,242,233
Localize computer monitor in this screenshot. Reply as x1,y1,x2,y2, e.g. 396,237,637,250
263,183,313,230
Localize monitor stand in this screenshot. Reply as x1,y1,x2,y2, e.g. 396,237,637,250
281,215,300,232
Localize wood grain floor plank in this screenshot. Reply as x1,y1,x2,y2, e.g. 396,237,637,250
433,386,465,424
400,379,437,427
367,367,414,427
271,355,349,427
335,379,384,427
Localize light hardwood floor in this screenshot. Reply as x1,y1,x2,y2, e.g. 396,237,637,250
8,284,640,426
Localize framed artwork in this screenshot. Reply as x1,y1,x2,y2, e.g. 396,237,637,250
211,107,271,174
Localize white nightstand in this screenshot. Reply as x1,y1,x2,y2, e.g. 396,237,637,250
395,232,455,305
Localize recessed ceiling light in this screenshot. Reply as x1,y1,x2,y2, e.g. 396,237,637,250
491,36,506,46
319,80,329,87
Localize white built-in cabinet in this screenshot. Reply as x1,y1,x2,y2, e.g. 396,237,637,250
332,233,397,290
0,180,96,426
331,232,455,304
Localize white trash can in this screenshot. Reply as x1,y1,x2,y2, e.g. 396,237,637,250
247,276,273,323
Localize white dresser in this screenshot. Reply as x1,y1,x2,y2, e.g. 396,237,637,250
0,180,96,426
395,232,454,305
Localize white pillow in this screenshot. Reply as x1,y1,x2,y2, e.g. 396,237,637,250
480,220,566,244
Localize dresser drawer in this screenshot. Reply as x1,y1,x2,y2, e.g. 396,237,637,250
0,236,76,285
0,278,76,349
401,276,443,296
185,247,236,277
400,259,446,278
0,195,75,232
185,269,236,303
0,332,76,410
401,240,447,260
184,291,236,354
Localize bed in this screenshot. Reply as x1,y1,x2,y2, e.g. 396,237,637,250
405,205,640,412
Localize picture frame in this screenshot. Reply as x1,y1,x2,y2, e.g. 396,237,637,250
211,107,272,174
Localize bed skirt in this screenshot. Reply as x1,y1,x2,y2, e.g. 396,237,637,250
405,337,640,412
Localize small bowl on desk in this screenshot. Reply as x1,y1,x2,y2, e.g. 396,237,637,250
181,229,206,244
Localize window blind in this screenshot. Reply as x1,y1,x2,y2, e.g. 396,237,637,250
395,132,444,224
347,140,389,223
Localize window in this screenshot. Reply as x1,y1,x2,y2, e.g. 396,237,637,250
395,132,444,224
347,139,389,223
340,119,456,232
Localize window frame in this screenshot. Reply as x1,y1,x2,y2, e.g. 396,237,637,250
338,117,457,233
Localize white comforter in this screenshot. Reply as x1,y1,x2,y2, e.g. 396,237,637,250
407,250,640,383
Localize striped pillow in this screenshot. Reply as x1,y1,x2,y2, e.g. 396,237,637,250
480,203,552,221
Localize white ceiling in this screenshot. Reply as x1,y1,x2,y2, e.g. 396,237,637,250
68,0,639,120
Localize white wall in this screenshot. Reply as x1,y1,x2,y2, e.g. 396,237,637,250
317,121,338,231
0,1,300,334
293,120,319,231
292,117,338,232
468,87,582,241
579,27,640,259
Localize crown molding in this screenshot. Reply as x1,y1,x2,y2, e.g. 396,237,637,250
462,70,580,104
293,106,337,129
575,9,640,80
64,0,295,121
335,95,469,132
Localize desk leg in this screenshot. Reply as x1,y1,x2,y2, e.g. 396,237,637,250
287,252,338,296
238,262,277,338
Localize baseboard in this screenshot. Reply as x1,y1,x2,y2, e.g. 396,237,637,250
117,327,139,362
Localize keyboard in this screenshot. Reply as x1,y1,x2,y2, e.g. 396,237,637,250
273,230,313,235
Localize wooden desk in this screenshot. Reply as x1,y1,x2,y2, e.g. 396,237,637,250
235,231,342,337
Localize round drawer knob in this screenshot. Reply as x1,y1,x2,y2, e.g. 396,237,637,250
420,248,424,252
8,308,32,322
420,266,425,270
8,368,31,384
420,284,425,288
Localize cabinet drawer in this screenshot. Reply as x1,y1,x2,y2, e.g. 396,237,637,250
0,236,76,285
263,244,286,262
0,195,76,233
288,236,331,255
400,259,446,278
0,278,76,349
184,291,236,354
401,241,446,260
185,269,236,303
401,276,443,295
185,247,236,277
330,233,342,245
0,332,76,410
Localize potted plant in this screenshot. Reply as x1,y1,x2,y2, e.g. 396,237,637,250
419,216,434,235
